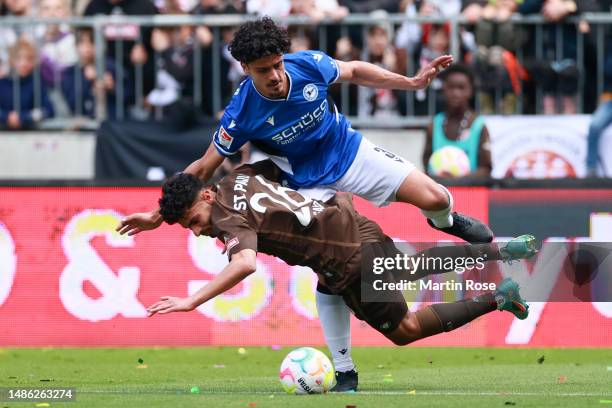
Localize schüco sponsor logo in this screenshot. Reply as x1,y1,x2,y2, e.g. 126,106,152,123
271,99,328,145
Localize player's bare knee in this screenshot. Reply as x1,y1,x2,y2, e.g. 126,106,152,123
387,314,422,346
388,329,419,346
405,316,422,336
421,185,449,211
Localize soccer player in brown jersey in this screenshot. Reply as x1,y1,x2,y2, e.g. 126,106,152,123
146,161,535,350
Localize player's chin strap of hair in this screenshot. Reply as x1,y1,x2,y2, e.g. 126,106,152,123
420,184,453,220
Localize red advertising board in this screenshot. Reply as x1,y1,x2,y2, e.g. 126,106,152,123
0,187,609,347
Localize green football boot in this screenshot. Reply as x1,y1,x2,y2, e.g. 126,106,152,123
494,278,529,320
499,234,537,263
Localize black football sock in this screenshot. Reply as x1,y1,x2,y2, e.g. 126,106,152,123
415,293,497,338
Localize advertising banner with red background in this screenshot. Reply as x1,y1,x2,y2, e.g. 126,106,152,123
0,187,610,347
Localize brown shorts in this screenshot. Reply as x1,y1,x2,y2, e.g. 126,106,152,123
339,238,409,334
340,277,408,334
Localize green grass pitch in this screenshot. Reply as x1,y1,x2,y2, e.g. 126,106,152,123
1,347,610,407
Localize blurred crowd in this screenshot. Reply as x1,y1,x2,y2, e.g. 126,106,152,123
0,0,611,175
0,0,610,127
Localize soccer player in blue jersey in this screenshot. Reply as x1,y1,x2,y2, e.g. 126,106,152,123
117,17,493,392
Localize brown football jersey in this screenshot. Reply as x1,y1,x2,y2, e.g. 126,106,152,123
209,160,386,292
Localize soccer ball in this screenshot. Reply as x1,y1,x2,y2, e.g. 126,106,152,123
279,347,335,394
428,145,471,177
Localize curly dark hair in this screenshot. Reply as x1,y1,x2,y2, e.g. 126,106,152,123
158,173,203,224
439,64,475,88
229,17,291,64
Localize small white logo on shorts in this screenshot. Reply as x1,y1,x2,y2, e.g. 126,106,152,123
303,84,318,101
311,201,324,215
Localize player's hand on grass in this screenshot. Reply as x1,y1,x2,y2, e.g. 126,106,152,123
116,211,163,236
413,55,454,89
147,296,195,316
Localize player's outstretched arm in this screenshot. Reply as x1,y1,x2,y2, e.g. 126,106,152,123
116,143,226,236
184,142,226,182
146,249,257,316
336,55,453,91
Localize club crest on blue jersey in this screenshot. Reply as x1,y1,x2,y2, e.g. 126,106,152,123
303,84,318,101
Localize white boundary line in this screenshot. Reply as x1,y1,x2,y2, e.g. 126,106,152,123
352,391,612,397
80,390,612,397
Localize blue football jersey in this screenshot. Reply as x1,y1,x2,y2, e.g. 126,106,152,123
212,50,362,188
